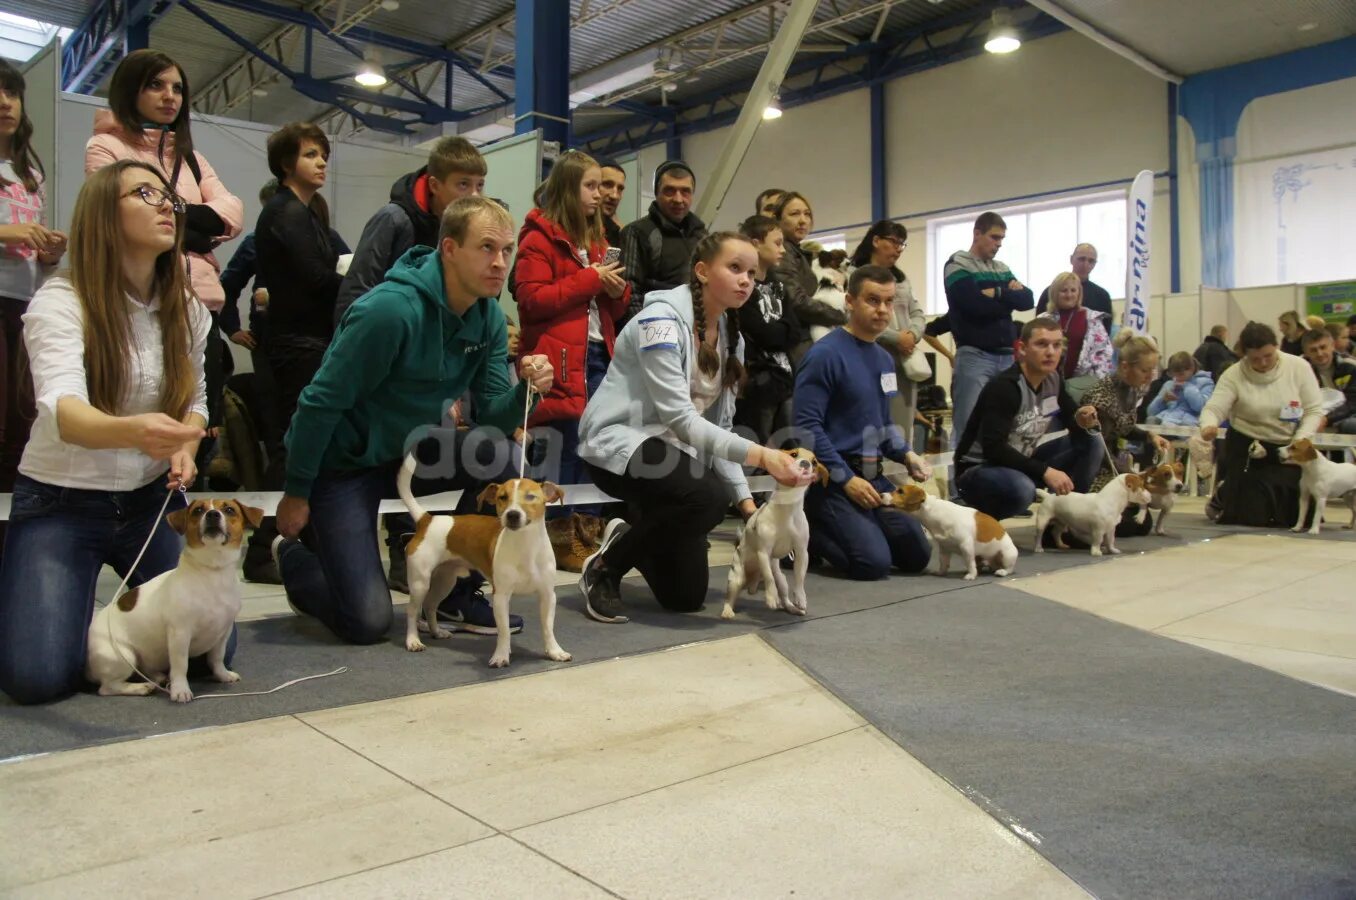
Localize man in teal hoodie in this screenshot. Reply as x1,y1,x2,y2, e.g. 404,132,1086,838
273,197,554,644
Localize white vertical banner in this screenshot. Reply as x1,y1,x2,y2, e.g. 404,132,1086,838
1123,169,1153,332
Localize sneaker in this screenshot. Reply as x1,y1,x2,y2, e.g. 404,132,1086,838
386,549,409,594
271,536,310,619
579,518,630,623
242,547,283,585
436,580,523,635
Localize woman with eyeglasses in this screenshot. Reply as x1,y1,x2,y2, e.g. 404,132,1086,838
0,161,218,705
845,221,927,442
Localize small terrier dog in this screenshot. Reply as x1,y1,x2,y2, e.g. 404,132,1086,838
1279,437,1356,533
1135,461,1186,535
398,455,570,668
886,484,1018,580
87,499,263,702
1033,473,1151,556
722,447,827,618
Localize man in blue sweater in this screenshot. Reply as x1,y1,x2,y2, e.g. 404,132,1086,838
794,266,933,580
944,211,1035,454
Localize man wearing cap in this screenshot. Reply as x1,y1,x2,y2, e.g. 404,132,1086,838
617,159,707,327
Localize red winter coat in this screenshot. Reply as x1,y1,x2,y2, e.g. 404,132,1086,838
513,208,631,425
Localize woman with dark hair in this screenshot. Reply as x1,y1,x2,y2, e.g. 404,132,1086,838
772,191,844,364
733,214,802,445
0,60,66,550
576,232,812,622
1199,321,1323,526
845,220,926,439
86,49,242,315
0,161,216,704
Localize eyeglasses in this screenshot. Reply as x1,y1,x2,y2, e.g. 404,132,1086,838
122,185,186,213
878,236,906,249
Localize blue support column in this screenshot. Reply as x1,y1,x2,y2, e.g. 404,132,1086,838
869,79,887,222
1167,82,1181,293
514,0,570,147
666,126,681,162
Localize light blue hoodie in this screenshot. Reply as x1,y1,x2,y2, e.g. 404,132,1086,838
1146,370,1214,426
578,285,753,502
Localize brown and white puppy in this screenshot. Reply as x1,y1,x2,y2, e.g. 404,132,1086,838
87,499,264,702
722,447,827,619
886,484,1018,580
1137,461,1186,535
1279,438,1356,533
1033,473,1151,557
398,454,570,668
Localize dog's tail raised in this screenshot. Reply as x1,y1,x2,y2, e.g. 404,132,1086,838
397,452,430,524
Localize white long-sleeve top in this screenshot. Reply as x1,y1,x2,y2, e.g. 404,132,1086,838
1198,351,1323,444
19,276,210,491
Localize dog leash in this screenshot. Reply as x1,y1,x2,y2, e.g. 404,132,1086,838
1087,426,1120,477
517,381,537,479
102,481,347,701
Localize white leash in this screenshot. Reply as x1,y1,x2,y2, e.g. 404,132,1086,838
103,481,346,700
517,382,537,479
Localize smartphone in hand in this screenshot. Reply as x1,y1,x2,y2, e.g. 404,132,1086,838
603,246,621,266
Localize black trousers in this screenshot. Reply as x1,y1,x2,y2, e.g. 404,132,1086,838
585,438,728,613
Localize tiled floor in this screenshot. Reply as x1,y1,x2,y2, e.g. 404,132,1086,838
0,636,1086,899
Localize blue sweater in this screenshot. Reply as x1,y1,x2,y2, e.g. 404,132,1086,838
794,327,911,485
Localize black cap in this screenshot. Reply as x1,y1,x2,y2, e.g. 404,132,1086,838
653,159,696,194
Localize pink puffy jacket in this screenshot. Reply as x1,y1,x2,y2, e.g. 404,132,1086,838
85,109,243,311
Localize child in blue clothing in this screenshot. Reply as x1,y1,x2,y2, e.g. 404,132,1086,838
1147,352,1214,427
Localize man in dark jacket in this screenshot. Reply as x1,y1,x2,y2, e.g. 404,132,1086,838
596,157,627,248
1035,243,1112,317
1302,328,1356,434
333,137,486,325
1193,324,1238,381
955,316,1101,521
618,160,706,326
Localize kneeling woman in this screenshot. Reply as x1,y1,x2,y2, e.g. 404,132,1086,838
0,161,216,704
577,232,810,622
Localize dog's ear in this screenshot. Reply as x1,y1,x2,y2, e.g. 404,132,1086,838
815,462,830,487
1172,462,1185,478
166,505,191,535
542,481,564,504
477,483,500,508
1125,474,1144,491
238,503,266,530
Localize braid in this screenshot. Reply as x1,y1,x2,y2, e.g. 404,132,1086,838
691,278,721,379
687,230,754,382
722,307,746,391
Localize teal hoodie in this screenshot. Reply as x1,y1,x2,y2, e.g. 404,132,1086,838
284,245,531,498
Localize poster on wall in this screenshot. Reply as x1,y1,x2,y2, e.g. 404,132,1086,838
1122,169,1153,332
1304,280,1356,324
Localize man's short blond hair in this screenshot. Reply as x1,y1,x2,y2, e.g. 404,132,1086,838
439,196,512,245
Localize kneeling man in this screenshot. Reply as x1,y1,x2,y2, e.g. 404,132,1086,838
955,316,1100,520
795,265,932,580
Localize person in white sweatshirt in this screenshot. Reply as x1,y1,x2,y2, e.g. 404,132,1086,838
1199,321,1322,527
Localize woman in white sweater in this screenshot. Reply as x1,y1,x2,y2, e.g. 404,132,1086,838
1199,321,1322,527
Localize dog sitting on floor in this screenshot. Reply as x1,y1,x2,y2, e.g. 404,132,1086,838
86,499,263,702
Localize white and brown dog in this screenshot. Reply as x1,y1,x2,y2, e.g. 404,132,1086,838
1279,437,1356,533
886,484,1018,580
808,251,848,342
1033,473,1151,556
87,499,263,702
1135,461,1186,535
722,447,827,619
398,455,570,668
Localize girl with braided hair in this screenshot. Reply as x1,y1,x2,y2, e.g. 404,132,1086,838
577,232,813,622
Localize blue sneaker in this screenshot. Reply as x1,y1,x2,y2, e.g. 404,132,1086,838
436,578,523,635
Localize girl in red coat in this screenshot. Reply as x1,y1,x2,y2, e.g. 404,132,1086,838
513,151,629,510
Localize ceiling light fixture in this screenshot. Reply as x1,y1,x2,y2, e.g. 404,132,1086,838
763,95,783,120
984,8,1021,54
354,48,387,87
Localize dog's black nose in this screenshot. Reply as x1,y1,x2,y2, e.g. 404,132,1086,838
505,509,524,528
798,459,811,469
204,509,223,523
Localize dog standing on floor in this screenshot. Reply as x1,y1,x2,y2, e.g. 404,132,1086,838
1136,461,1186,535
397,454,570,667
1033,472,1152,557
87,499,263,702
885,484,1018,580
1279,438,1356,533
722,448,828,619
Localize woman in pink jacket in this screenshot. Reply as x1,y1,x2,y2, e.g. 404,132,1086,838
84,49,242,312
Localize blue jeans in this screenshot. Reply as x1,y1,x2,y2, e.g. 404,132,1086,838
805,475,932,580
277,429,518,644
950,347,1014,451
0,474,236,705
531,340,610,519
956,435,1102,521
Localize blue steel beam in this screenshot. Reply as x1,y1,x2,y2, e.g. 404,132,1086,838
515,0,570,147
62,0,176,92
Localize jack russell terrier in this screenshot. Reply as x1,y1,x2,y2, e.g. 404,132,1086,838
722,447,827,619
1033,472,1151,557
87,499,263,702
398,455,570,668
885,484,1018,580
1279,438,1356,533
1134,461,1186,535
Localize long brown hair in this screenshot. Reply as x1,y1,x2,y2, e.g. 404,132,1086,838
540,150,604,251
0,60,44,192
688,232,749,392
107,50,195,181
68,161,197,417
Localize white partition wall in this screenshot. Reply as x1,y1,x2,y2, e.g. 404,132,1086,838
478,129,543,321
20,40,59,226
